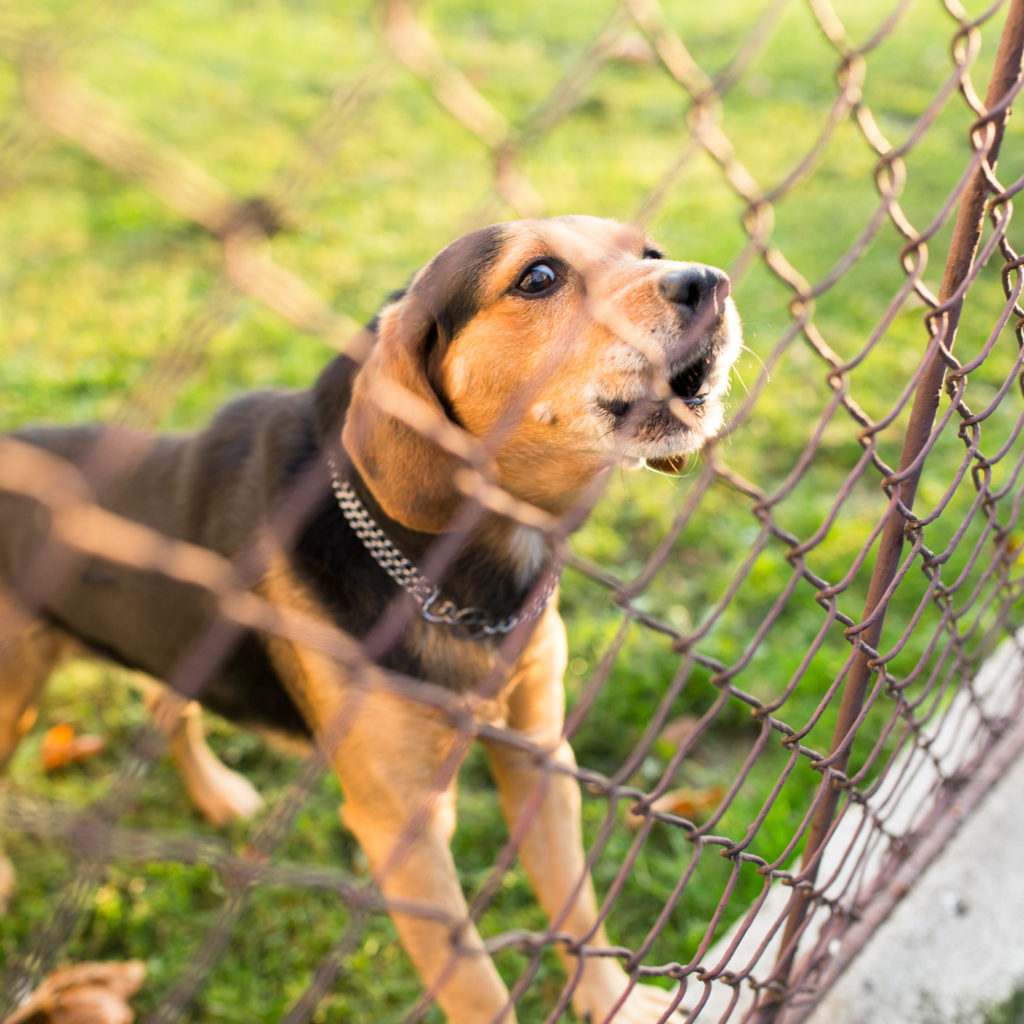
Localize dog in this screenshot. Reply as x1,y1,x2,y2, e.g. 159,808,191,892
0,215,741,1023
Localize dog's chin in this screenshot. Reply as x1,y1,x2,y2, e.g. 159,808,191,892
620,399,719,473
619,436,694,475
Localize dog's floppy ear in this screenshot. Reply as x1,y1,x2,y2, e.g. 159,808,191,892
342,226,506,533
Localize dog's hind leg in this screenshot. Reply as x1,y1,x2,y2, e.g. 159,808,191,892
141,681,264,827
0,603,80,912
0,610,80,772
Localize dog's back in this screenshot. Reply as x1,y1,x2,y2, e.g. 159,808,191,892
0,389,320,735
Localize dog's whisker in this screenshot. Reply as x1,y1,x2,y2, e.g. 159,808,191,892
732,362,751,397
739,343,770,381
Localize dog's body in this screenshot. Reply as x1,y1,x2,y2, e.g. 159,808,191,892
0,217,741,1023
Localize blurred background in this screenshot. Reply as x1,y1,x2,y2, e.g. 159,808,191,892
2,0,1024,1020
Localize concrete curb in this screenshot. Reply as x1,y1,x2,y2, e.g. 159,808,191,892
687,632,1024,1022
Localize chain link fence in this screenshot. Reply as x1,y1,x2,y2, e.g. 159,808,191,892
2,0,1024,1021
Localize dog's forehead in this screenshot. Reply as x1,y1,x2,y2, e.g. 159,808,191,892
489,216,651,282
403,217,659,342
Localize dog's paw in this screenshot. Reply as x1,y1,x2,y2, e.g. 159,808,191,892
185,759,265,827
574,972,686,1024
0,852,15,914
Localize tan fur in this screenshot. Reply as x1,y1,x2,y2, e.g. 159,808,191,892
0,616,79,774
347,218,739,524
0,610,83,912
145,687,264,827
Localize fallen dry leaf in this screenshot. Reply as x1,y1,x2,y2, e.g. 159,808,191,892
3,961,146,1024
41,725,106,772
626,785,725,831
657,715,701,750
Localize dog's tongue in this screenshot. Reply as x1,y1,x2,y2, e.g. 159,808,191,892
645,454,688,474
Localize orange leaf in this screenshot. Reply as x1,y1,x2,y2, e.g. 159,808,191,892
41,726,106,772
626,785,725,830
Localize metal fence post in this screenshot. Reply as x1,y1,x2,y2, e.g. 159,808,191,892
752,3,1024,1017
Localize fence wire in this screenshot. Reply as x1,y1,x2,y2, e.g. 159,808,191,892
2,0,1024,1022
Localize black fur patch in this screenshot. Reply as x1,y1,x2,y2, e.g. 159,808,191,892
290,461,543,692
44,609,310,736
363,287,408,337
312,353,362,443
426,224,506,343
363,224,505,348
205,632,311,735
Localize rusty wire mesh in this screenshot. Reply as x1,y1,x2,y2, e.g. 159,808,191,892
3,0,1024,1021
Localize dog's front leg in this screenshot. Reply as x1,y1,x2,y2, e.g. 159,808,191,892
484,611,684,1024
327,685,517,1024
141,683,264,827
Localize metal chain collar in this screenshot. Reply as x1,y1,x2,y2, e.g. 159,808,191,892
327,456,557,637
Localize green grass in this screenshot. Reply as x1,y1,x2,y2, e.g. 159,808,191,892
987,985,1024,1024
3,0,1024,1019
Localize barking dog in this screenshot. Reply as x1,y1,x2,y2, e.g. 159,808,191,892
0,216,741,1023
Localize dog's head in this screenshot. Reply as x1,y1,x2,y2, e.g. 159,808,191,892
343,216,742,531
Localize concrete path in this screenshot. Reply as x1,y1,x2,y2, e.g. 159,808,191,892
803,741,1024,1024
688,634,1024,1023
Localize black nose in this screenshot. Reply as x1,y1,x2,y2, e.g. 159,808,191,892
658,265,730,314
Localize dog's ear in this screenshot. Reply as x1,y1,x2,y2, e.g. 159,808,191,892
342,227,506,533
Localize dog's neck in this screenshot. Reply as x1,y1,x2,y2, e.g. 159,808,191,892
345,464,552,624
311,354,554,630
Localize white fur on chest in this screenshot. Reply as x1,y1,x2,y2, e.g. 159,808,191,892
506,525,547,590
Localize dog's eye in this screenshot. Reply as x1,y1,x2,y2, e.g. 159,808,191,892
517,263,557,294
643,248,664,260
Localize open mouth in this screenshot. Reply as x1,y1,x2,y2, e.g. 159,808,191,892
598,352,713,423
667,354,712,407
594,347,724,475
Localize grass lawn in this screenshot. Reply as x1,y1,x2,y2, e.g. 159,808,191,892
3,0,1024,1020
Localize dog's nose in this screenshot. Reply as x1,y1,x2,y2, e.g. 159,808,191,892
659,265,730,315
